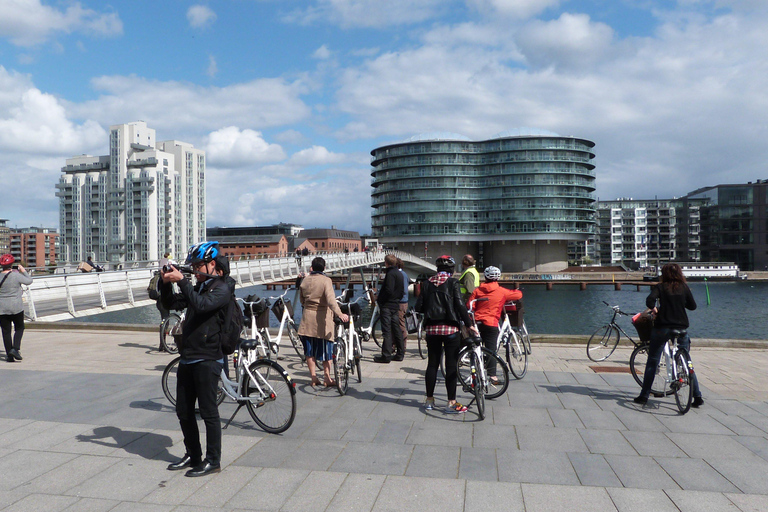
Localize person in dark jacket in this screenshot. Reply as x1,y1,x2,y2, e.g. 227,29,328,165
415,255,479,413
161,241,234,477
373,254,405,363
634,263,702,407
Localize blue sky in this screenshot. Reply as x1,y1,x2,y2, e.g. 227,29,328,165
1,0,767,234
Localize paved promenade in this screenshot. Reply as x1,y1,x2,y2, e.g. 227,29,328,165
1,330,768,511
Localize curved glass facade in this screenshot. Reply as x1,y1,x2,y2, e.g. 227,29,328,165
371,135,596,240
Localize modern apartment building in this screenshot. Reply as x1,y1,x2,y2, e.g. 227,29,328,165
56,121,206,265
686,181,768,271
593,198,707,268
0,219,9,255
370,130,596,271
9,227,58,268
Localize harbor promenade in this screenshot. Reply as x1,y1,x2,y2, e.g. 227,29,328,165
1,329,768,511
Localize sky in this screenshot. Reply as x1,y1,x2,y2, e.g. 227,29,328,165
1,0,768,235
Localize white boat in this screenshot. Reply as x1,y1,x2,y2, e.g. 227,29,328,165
679,262,741,280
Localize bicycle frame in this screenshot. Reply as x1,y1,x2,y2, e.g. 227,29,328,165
238,298,273,360
336,294,366,368
260,289,297,354
662,337,681,387
356,287,379,341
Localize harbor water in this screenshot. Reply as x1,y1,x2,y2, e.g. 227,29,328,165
64,281,768,341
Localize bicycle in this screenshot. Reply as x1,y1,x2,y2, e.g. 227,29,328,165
496,301,528,379
586,301,641,362
631,329,694,414
262,289,304,362
239,297,276,360
356,287,382,348
161,337,297,433
160,311,183,354
333,290,366,395
416,312,426,359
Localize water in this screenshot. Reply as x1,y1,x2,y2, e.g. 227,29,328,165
65,281,768,341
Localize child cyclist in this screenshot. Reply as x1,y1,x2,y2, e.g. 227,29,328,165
466,266,522,384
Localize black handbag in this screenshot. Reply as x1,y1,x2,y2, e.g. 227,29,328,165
405,308,419,334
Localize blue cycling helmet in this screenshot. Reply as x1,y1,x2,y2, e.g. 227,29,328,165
185,241,220,265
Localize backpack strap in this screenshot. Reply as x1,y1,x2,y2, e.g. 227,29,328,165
0,272,11,291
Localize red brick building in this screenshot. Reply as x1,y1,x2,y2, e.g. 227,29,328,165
9,227,59,269
300,228,362,253
218,234,289,259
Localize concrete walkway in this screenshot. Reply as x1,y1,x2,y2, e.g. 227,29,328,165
1,330,768,511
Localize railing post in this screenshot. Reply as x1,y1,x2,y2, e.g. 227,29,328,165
24,287,37,321
97,274,107,309
126,271,135,306
235,260,243,286
247,259,255,285
64,275,76,316
278,256,285,279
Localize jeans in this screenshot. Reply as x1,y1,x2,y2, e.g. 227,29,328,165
477,323,499,377
380,306,404,359
176,360,222,464
0,311,25,355
639,327,701,399
425,332,461,401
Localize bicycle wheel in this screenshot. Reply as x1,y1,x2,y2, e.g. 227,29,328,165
370,317,382,348
333,341,349,396
160,314,181,354
353,334,363,383
245,360,297,434
417,319,426,359
520,320,532,355
673,349,693,414
161,356,180,406
505,330,528,380
457,347,509,399
472,354,485,420
586,324,620,362
629,343,673,396
286,321,305,363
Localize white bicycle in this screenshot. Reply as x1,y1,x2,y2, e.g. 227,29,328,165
333,290,366,395
356,287,382,348
242,289,304,363
496,301,529,379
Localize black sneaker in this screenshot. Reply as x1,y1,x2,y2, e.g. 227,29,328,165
692,396,704,408
373,354,391,364
633,396,648,405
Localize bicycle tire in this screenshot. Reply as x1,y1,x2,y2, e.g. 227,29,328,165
370,317,382,348
629,343,674,396
160,314,181,354
586,324,620,362
674,349,693,414
457,347,509,399
417,319,426,359
333,341,349,396
353,334,363,383
472,353,485,420
505,329,528,379
520,320,532,355
286,321,305,363
245,359,297,434
162,356,226,408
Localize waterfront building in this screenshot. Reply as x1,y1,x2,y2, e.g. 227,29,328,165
218,234,289,259
686,181,768,271
9,227,58,269
0,219,9,255
56,121,205,266
207,223,303,239
594,198,707,268
299,228,362,253
370,130,596,271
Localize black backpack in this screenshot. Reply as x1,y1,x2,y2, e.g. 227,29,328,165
147,273,161,300
218,286,244,355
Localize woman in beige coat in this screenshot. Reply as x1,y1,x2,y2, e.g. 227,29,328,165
298,257,348,387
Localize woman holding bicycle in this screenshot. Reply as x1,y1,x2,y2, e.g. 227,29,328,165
298,257,348,387
467,266,522,384
415,255,479,414
634,263,702,407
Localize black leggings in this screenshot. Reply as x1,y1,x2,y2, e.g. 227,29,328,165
0,311,25,354
425,332,461,401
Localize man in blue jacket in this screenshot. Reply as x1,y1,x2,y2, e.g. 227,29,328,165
161,241,235,477
374,254,405,363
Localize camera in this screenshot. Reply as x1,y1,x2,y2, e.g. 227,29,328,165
163,264,193,274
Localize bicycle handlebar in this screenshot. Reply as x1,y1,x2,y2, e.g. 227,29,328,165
602,300,631,317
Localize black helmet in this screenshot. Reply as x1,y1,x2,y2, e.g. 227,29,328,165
436,255,455,271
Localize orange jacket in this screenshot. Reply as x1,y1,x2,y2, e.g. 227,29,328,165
467,281,523,327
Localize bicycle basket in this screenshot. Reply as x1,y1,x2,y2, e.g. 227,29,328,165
271,298,294,320
632,309,654,342
504,300,524,327
244,295,271,329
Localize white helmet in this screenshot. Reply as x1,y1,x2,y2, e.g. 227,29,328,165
483,266,501,281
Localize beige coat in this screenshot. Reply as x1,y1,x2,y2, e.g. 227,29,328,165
298,273,343,340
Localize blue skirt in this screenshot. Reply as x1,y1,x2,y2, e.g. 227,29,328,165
301,335,334,361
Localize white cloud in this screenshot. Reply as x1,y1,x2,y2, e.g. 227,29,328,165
313,44,332,60
207,55,218,77
0,0,122,46
288,146,347,166
466,0,560,19
68,74,312,134
283,0,445,28
187,5,217,29
205,127,286,167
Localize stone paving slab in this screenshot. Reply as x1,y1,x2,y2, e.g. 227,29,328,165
0,330,767,510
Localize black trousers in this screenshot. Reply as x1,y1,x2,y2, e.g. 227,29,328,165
0,312,25,355
380,306,404,359
176,360,222,464
425,332,461,401
477,323,499,377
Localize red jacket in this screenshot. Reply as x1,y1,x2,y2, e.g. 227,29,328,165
467,281,523,327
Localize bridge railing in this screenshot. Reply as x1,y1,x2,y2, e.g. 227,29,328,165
23,249,434,322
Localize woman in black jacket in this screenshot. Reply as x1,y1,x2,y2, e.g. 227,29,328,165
415,255,478,414
634,263,702,407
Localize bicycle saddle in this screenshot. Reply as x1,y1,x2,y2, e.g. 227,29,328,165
239,338,260,352
669,329,687,338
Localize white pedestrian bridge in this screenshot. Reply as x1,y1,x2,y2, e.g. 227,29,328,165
22,251,435,322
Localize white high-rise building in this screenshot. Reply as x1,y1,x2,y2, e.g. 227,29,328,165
56,121,206,265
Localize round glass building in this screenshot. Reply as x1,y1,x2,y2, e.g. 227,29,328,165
370,130,596,272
